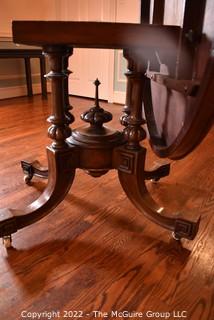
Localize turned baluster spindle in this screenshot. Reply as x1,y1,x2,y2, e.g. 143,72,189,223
120,50,133,127
63,47,75,124
122,50,146,149
45,46,73,149
120,71,132,127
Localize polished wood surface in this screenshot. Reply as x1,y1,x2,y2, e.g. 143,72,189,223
143,0,214,160
117,49,200,239
177,0,207,79
12,21,180,49
152,0,165,24
144,55,214,159
0,96,213,320
0,2,211,248
0,37,198,242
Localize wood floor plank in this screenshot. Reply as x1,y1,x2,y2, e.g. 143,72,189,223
0,95,213,320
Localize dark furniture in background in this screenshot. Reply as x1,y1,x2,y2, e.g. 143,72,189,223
0,0,213,248
0,40,47,98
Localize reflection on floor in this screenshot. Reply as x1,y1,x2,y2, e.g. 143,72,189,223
0,95,213,320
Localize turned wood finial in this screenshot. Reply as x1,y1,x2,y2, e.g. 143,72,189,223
94,78,100,107
81,78,112,128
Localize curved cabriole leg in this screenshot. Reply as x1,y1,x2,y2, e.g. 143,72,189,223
0,147,75,242
144,163,170,182
20,48,75,185
0,45,75,247
21,160,48,184
118,49,200,240
117,146,200,240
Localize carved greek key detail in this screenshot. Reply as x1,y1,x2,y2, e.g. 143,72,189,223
118,152,136,174
174,218,200,240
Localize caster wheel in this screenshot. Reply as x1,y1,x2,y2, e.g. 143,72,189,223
172,232,181,241
24,175,32,185
2,235,12,248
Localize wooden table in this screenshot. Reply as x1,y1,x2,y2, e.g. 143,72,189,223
0,39,47,98
0,19,213,248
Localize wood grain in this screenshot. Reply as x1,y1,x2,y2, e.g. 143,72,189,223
12,21,180,50
0,95,213,320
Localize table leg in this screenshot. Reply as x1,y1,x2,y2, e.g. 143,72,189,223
24,57,33,97
117,146,200,240
0,46,75,248
115,49,201,240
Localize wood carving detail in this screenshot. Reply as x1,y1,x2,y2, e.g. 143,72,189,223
118,151,136,175
45,46,73,149
63,47,75,125
81,79,112,128
117,146,200,241
2,10,213,246
122,50,147,150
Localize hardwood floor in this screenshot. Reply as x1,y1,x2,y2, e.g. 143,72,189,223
0,95,213,320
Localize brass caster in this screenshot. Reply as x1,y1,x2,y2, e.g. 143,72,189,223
172,232,181,241
150,178,159,183
24,174,32,185
2,235,12,249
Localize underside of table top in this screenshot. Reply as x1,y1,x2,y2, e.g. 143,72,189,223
12,21,180,50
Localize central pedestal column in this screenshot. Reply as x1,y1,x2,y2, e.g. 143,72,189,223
67,79,124,177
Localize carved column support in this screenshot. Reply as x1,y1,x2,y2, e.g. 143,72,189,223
122,49,146,150
63,47,75,124
120,49,134,127
0,147,76,241
120,70,132,127
44,46,73,149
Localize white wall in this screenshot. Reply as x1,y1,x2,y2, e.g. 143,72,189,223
149,0,185,26
0,0,186,100
0,0,57,99
164,0,185,26
113,0,141,103
0,0,57,37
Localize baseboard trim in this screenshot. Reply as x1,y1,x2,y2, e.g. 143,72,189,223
0,85,124,103
0,83,51,100
0,73,41,81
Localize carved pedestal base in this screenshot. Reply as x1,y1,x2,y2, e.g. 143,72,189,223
0,139,200,249
0,74,201,248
